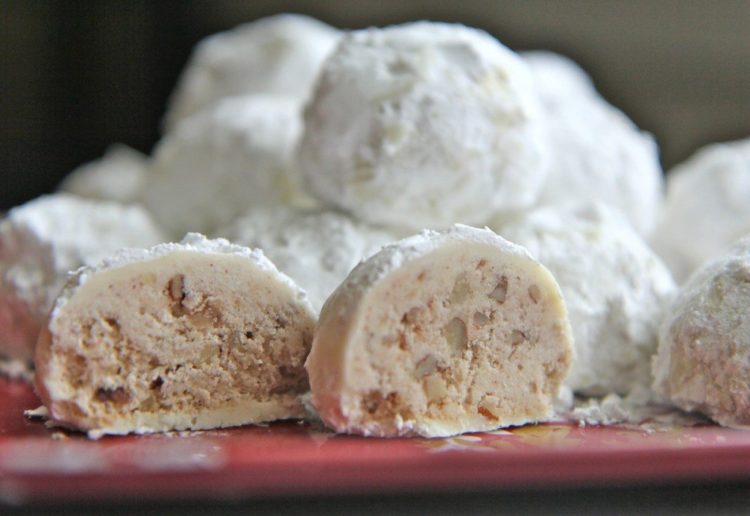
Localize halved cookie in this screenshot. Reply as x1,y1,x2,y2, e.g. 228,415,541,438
35,234,315,437
306,225,573,437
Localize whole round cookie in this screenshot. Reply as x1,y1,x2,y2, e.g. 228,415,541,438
299,22,549,229
164,14,340,131
218,205,397,313
521,51,664,237
141,94,305,238
306,225,573,437
495,202,676,395
653,236,750,428
651,138,750,282
0,194,165,363
35,234,316,436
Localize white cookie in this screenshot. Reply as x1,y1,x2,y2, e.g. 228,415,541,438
306,225,573,437
58,144,148,204
495,202,676,395
0,194,165,363
299,22,549,229
142,94,306,238
35,234,316,436
521,51,664,237
652,138,750,282
218,205,398,313
653,236,750,428
164,14,340,131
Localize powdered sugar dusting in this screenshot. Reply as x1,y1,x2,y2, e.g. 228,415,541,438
52,233,313,320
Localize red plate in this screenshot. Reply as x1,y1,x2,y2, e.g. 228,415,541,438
1,376,750,504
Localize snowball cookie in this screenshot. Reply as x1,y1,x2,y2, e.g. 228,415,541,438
164,14,340,131
35,233,316,436
653,236,750,428
299,22,549,230
651,138,750,283
306,225,573,437
521,51,596,107
0,194,165,364
495,202,676,396
520,51,663,237
218,205,397,313
58,144,148,204
142,94,305,238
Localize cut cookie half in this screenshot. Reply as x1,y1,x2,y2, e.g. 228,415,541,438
306,225,573,437
35,234,315,437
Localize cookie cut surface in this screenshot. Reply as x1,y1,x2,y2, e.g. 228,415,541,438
35,234,315,436
306,225,573,437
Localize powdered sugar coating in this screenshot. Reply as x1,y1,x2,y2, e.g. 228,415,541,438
522,51,596,106
299,22,549,229
653,236,750,428
520,51,663,237
51,232,313,325
218,206,397,313
164,14,340,131
337,224,536,304
58,144,148,204
141,95,306,238
495,202,677,395
651,138,750,282
0,194,166,362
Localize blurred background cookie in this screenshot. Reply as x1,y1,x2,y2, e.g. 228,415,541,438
2,1,749,210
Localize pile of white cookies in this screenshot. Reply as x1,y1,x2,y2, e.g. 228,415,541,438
2,15,749,438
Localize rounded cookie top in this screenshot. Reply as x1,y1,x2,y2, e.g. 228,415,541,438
219,205,398,313
521,51,663,237
299,21,549,229
164,14,340,130
52,232,314,322
58,144,148,204
334,224,536,303
521,51,596,107
142,94,305,237
652,137,750,282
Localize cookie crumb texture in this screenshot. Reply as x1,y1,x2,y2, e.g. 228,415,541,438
307,228,572,437
35,251,315,436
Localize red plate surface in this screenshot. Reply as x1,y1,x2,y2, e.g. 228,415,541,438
1,376,750,504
